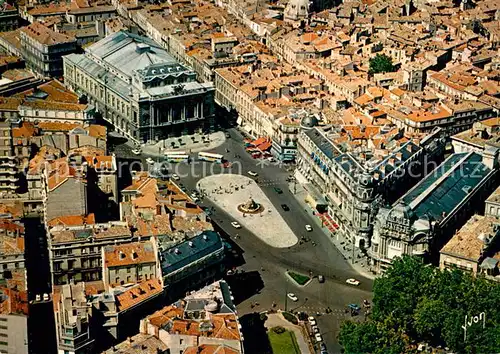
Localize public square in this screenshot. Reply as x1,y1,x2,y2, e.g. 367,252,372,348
197,174,298,248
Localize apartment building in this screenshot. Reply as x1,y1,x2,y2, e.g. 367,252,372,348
0,219,25,281
485,186,500,219
54,282,95,354
20,22,77,78
63,31,215,143
0,285,29,354
140,280,243,354
452,117,500,154
0,3,19,32
47,220,136,285
296,125,446,248
102,240,160,288
440,215,500,278
0,120,18,198
120,173,211,240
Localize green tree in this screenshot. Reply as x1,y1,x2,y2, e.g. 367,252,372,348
414,299,447,344
339,321,406,354
339,256,500,353
369,54,395,75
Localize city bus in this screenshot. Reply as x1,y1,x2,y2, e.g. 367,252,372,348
198,152,224,163
165,152,189,163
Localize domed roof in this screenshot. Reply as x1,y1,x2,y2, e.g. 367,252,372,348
300,115,318,128
413,216,431,232
284,0,309,20
389,202,414,221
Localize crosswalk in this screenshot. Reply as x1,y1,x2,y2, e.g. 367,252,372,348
256,179,287,187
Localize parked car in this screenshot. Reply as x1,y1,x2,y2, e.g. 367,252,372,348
348,304,361,311
146,157,155,164
305,224,312,231
274,187,283,194
35,294,41,301
312,326,320,334
231,221,242,229
287,293,298,302
315,333,323,342
190,194,199,202
43,293,49,301
248,171,258,177
318,275,325,283
308,316,316,326
132,149,141,155
171,174,180,181
281,204,290,211
346,278,360,286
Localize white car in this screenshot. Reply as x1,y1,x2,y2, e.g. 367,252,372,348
248,171,258,177
312,326,320,334
308,316,316,326
132,149,141,155
231,221,242,229
315,333,323,342
190,194,199,202
146,157,155,164
35,294,41,302
305,224,312,232
287,293,298,302
346,278,360,286
171,174,180,181
43,293,49,301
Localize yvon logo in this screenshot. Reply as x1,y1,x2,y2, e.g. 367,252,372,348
462,312,485,341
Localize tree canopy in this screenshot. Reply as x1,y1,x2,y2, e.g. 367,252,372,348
368,54,395,75
339,256,500,353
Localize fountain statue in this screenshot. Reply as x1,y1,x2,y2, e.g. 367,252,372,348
237,197,264,214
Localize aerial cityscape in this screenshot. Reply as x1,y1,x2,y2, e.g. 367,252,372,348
0,0,497,352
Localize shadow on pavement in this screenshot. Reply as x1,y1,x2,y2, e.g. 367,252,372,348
240,312,272,354
225,271,264,305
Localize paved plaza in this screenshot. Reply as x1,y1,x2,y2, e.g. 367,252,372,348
197,174,298,248
141,131,226,157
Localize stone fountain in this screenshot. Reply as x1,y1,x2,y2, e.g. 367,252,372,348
237,197,264,214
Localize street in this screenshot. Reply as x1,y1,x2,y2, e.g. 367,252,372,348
112,127,373,353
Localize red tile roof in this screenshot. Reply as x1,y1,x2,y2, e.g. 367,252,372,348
104,241,157,268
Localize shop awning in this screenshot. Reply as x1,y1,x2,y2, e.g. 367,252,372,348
257,141,272,152
251,137,267,146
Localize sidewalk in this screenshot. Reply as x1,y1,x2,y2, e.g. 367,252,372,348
141,131,226,157
265,312,313,354
288,177,376,280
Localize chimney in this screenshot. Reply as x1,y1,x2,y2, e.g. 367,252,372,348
396,152,402,160
131,251,138,259
203,234,208,241
188,241,194,247
119,251,125,260
174,248,180,254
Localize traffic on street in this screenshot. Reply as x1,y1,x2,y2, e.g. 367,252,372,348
112,127,373,353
